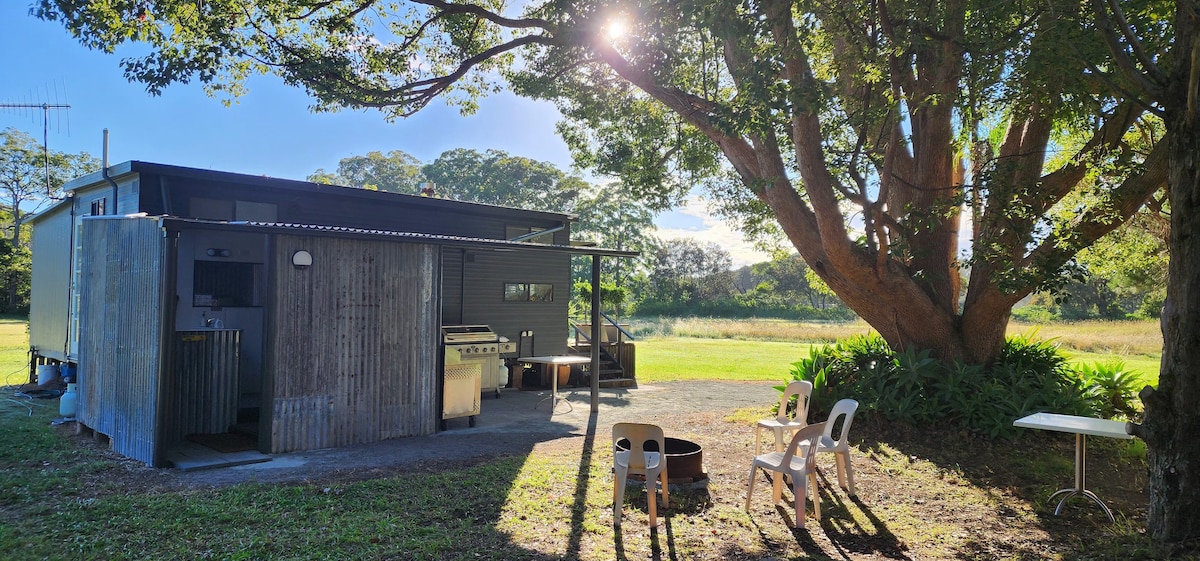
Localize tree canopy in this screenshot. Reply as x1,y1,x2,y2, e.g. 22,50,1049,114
34,0,1175,365
308,150,424,193
1,127,98,244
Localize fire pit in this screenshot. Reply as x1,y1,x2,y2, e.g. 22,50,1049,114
615,437,707,488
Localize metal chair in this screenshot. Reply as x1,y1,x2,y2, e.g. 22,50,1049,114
746,422,826,529
755,380,813,454
612,422,669,526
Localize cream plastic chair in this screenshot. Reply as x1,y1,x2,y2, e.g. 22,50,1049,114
755,380,813,455
745,422,826,529
817,398,860,496
612,422,670,526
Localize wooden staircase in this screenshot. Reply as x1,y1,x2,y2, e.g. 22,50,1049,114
569,320,636,388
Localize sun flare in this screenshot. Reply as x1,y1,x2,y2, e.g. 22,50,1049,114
605,18,629,41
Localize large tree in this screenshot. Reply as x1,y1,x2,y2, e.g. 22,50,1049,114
422,148,584,211
0,127,97,245
33,0,1173,366
308,149,424,193
642,238,736,309
1094,0,1200,542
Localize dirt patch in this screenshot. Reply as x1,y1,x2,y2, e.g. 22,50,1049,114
46,382,1160,559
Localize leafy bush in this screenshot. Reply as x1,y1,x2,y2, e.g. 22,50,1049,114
1075,360,1145,419
783,332,1137,439
1011,304,1057,323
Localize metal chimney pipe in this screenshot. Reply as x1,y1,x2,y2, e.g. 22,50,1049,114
102,128,118,214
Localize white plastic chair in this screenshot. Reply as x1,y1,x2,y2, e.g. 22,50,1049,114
612,422,670,526
817,398,860,496
745,422,826,529
755,380,813,455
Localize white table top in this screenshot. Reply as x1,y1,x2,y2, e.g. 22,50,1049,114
517,355,593,365
1013,412,1133,439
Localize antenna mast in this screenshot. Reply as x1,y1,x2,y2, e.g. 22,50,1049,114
0,91,72,198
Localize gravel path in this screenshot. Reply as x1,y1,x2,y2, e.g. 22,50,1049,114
165,380,779,489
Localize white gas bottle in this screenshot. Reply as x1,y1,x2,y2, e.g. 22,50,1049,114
59,383,78,418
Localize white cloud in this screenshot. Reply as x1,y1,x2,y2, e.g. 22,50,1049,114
653,195,774,269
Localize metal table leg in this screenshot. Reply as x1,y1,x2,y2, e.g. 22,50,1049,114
1046,433,1116,522
535,364,572,414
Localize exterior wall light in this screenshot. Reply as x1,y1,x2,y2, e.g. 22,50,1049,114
292,250,313,269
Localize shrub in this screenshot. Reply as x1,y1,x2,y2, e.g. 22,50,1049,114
1075,360,1145,419
781,332,1130,439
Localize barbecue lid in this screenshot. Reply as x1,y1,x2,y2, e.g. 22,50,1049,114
442,325,500,343
441,325,493,334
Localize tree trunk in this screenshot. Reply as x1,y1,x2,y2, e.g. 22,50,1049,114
1146,1,1200,540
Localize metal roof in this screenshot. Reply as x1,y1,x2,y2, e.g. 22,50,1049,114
151,216,639,258
34,160,579,225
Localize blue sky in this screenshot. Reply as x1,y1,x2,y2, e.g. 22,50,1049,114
0,4,770,266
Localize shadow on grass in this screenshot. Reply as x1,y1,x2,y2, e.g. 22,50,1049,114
849,415,1164,560
817,490,912,560
743,467,911,560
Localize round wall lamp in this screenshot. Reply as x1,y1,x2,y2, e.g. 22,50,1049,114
291,250,313,269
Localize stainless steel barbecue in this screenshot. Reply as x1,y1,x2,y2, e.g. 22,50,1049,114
441,325,516,403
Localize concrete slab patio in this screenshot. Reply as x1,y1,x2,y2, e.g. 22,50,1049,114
173,380,779,488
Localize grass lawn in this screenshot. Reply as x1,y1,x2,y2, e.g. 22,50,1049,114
0,316,31,386
638,337,1163,386
0,317,1180,560
635,338,816,383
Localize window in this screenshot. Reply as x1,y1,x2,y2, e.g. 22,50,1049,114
193,261,263,307
503,283,554,302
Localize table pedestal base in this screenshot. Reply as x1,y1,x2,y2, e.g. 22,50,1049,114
1048,488,1116,522
1044,433,1116,522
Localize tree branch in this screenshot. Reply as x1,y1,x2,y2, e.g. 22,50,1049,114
1020,138,1168,282
1089,0,1166,99
409,0,550,30
1034,100,1144,213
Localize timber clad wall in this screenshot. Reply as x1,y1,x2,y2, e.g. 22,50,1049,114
266,235,441,453
460,249,571,357
77,217,167,466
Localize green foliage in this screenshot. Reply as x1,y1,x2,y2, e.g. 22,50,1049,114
784,333,1139,439
35,0,1181,366
0,239,31,314
1076,360,1145,419
307,150,424,194
569,280,628,319
786,334,890,419
1,127,99,245
421,148,581,212
640,238,736,309
568,181,658,310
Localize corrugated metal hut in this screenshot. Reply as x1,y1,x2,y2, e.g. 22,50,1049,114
29,162,634,467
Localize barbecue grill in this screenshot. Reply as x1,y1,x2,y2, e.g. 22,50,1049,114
441,326,516,405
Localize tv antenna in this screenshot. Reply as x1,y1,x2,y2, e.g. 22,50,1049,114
1,84,72,198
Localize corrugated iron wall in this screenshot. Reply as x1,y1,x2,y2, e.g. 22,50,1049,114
169,330,240,441
266,235,441,453
77,216,167,466
29,204,74,362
